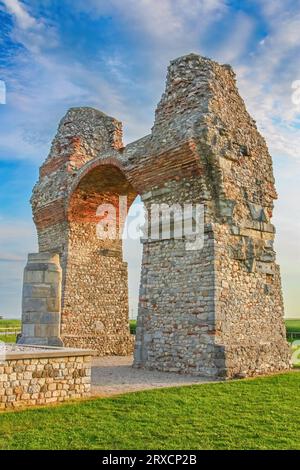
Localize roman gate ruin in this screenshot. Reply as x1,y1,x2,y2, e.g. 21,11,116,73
19,54,291,378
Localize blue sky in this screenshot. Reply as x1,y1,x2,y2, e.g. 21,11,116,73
0,0,299,318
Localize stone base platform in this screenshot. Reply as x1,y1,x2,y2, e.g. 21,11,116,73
0,344,93,410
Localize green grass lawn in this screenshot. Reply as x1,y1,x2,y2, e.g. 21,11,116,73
0,319,21,329
0,319,20,344
129,319,137,335
0,334,17,343
0,372,299,450
285,319,300,333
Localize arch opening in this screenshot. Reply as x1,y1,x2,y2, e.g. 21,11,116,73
61,163,139,355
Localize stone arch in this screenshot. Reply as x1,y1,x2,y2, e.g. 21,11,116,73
61,160,138,354
66,156,129,205
20,53,290,379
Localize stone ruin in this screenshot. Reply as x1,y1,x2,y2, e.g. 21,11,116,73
19,54,291,378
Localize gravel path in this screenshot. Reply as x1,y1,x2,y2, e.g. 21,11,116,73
91,355,214,396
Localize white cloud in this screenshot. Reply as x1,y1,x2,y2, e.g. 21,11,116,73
214,11,254,64
73,0,226,42
235,3,300,161
70,0,227,81
2,0,36,29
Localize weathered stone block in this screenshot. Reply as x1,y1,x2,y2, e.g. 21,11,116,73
46,297,60,312
44,271,61,284
248,202,268,222
23,298,47,313
34,324,60,338
256,261,275,275
23,270,44,284
219,199,236,218
19,252,63,347
22,324,35,337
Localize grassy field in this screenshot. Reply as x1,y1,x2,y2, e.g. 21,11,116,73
0,372,299,450
0,319,21,328
0,334,17,343
285,319,300,333
129,319,137,335
0,319,20,344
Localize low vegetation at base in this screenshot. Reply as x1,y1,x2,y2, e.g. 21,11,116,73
0,319,21,328
0,372,299,450
285,319,300,333
0,334,17,343
129,320,137,335
0,319,20,344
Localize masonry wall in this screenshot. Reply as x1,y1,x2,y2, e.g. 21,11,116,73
19,252,63,347
60,164,135,354
29,111,134,356
133,54,290,377
135,235,221,376
214,226,290,377
134,174,221,376
61,222,133,354
0,349,92,410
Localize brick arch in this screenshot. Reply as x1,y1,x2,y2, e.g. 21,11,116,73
67,158,138,225
60,160,139,354
66,156,132,211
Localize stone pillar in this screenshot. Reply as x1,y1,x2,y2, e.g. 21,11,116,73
18,252,63,346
